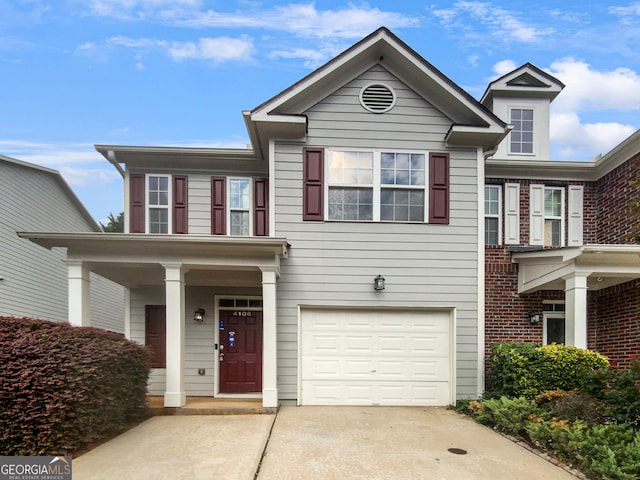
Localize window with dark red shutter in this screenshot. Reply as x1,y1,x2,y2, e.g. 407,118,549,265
172,175,188,234
211,176,227,235
145,305,166,368
303,147,324,221
254,178,268,236
130,173,145,233
429,152,450,224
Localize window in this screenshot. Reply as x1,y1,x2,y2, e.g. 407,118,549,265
543,303,565,345
544,187,563,247
510,108,533,154
211,177,269,236
229,178,251,235
327,150,427,222
328,151,373,221
484,185,501,245
530,184,565,247
148,175,170,234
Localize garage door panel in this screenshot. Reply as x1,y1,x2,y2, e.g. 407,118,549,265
301,380,451,405
301,309,453,406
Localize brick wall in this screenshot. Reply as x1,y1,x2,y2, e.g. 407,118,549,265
484,178,596,357
592,280,640,368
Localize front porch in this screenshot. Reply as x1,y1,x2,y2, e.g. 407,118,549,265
19,232,289,409
513,244,640,348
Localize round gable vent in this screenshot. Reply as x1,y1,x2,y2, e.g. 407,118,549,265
359,83,396,113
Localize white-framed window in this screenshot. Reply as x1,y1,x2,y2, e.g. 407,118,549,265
509,108,534,154
228,177,252,236
543,302,565,345
484,185,501,245
327,149,427,222
544,187,564,247
530,184,566,247
147,174,171,234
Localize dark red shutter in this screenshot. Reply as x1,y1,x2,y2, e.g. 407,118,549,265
130,173,145,233
172,175,188,234
211,176,226,235
145,305,166,368
303,147,324,221
254,178,268,236
429,152,450,224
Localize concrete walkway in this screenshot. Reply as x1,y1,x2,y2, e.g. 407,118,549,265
73,407,578,480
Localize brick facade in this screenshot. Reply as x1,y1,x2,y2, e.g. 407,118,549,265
484,161,640,366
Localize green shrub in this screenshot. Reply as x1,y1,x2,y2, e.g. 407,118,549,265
526,420,640,480
489,342,609,398
0,316,150,456
473,396,543,435
583,358,640,427
536,389,610,424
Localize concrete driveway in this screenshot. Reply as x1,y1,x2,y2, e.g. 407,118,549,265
74,406,578,480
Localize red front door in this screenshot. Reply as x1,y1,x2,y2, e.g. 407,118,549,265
219,310,263,393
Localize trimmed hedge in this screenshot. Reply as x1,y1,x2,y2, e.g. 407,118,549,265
489,342,609,398
0,316,150,456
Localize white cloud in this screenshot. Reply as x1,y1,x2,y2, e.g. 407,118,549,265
167,36,254,63
491,59,517,77
548,57,640,112
546,59,640,159
432,1,554,43
609,2,640,18
550,112,635,159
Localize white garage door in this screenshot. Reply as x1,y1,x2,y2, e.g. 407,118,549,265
300,309,453,406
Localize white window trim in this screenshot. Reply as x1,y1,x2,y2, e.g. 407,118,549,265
529,184,566,247
227,177,254,236
542,301,566,345
545,186,565,247
325,148,429,223
484,185,502,245
145,174,172,234
508,107,535,156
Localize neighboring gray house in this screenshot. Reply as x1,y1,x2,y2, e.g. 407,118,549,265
1,154,124,332
22,28,507,408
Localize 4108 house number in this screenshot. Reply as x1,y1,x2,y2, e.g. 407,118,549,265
232,311,253,316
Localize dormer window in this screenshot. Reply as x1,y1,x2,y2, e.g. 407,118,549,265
509,108,534,154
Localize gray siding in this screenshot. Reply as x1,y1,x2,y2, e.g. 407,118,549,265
273,65,481,399
0,160,124,331
187,174,212,235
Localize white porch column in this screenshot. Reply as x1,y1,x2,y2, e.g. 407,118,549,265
260,267,278,408
67,260,91,327
163,263,186,407
564,272,589,349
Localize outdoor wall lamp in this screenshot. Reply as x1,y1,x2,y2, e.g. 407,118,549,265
194,308,206,322
528,311,541,324
374,274,386,291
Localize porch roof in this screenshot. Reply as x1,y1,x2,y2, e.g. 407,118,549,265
18,232,289,288
512,244,640,294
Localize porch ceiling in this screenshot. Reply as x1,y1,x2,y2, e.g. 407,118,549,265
18,232,289,288
512,244,640,294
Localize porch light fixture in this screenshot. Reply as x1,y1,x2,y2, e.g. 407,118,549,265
528,311,541,324
194,308,205,322
374,275,386,291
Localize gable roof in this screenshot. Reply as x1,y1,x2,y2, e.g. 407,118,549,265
244,27,509,160
0,153,100,231
480,63,564,106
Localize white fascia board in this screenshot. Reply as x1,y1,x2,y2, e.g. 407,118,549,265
485,158,597,181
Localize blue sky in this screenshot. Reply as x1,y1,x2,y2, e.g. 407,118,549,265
2,0,640,224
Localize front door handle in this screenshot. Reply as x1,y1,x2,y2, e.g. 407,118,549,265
219,353,224,362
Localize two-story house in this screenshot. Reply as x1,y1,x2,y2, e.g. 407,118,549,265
1,154,124,331
20,27,640,408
